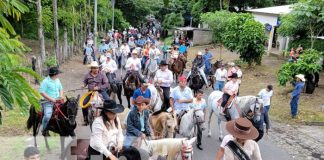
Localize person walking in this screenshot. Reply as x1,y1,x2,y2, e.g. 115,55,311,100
215,118,262,160
290,74,305,118
191,90,207,150
214,64,227,91
88,100,124,160
39,67,64,136
258,85,273,134
154,60,173,111
203,48,213,75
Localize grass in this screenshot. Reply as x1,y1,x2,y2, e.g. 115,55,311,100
0,108,29,136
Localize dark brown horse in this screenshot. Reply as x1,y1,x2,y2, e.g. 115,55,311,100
26,96,80,159
169,56,186,83
123,71,141,108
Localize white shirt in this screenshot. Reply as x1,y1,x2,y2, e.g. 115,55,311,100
236,69,243,84
170,86,193,114
192,98,207,110
221,135,262,160
154,69,173,87
101,59,118,73
224,80,239,95
149,48,161,59
119,44,130,57
215,68,227,81
125,57,141,71
258,89,273,106
90,116,124,157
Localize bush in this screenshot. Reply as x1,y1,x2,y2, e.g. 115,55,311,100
43,55,57,69
289,38,324,52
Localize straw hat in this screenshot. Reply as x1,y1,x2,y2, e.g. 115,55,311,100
225,118,259,140
295,74,305,82
197,52,203,56
228,62,235,66
89,61,99,68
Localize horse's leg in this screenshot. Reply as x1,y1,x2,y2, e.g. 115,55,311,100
44,136,50,151
60,136,65,160
127,95,131,109
218,117,223,141
117,85,123,104
207,109,213,137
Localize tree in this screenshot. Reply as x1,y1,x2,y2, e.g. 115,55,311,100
222,13,266,66
162,13,184,30
278,0,324,48
53,0,59,64
277,49,323,87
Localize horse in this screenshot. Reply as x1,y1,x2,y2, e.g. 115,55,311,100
26,95,80,159
149,110,177,139
179,109,205,138
143,57,158,82
123,71,141,108
147,83,164,112
169,56,186,83
206,59,223,89
206,91,263,141
188,64,204,95
139,137,197,160
106,73,123,105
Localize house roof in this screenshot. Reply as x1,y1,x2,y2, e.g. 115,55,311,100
175,27,211,31
247,5,293,16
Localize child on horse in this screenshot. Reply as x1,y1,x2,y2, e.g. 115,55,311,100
221,73,239,115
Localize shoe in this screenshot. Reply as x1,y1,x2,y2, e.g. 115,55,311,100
42,130,50,137
196,144,203,150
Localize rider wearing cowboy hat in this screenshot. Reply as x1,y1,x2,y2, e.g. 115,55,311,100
123,50,145,83
39,67,64,136
101,54,118,83
88,100,124,160
187,51,209,86
215,118,261,160
221,73,239,115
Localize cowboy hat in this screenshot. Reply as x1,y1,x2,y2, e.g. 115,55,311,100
228,73,238,79
295,74,305,82
134,96,150,105
98,100,124,113
132,49,138,55
48,67,63,76
226,118,259,140
106,54,112,59
228,62,235,66
89,61,99,68
79,91,94,109
197,52,203,56
159,60,168,66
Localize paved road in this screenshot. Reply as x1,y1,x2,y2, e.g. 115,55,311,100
55,56,293,160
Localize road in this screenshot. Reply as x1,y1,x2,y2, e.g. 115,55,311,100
52,55,293,160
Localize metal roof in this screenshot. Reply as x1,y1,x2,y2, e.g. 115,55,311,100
174,27,211,31
247,5,293,15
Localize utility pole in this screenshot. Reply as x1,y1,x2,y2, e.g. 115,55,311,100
111,0,115,30
94,0,98,48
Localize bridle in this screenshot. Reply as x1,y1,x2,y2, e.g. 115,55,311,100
241,97,259,120
175,140,193,160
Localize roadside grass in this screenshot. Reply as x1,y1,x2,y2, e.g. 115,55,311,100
0,108,29,136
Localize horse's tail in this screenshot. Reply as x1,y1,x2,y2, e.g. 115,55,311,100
152,110,163,116
27,105,36,130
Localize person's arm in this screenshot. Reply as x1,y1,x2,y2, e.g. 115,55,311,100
91,119,113,158
144,111,151,136
59,81,63,100
82,74,88,88
179,88,193,103
164,70,174,85
215,147,224,160
291,85,299,97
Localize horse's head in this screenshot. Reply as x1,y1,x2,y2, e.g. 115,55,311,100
65,95,80,126
247,97,264,121
165,113,177,138
193,109,205,124
181,137,196,160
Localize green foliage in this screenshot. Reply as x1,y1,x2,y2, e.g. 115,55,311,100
200,11,234,44
277,49,323,86
289,38,324,52
222,13,266,65
162,13,184,30
43,55,57,68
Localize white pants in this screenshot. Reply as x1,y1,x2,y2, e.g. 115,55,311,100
187,68,208,85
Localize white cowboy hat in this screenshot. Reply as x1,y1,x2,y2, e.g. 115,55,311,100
228,62,235,66
295,74,305,82
197,52,203,56
89,61,99,68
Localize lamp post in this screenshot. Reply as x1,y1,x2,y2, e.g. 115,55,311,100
94,0,97,48
190,16,193,27
111,0,115,30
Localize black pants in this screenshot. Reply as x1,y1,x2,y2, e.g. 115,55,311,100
197,123,202,145
160,86,170,111
221,93,231,107
86,146,106,160
255,128,264,142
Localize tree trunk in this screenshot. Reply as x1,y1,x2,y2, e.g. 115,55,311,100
53,0,60,64
220,0,223,10
72,7,75,47
94,0,98,48
80,6,83,49
63,26,68,63
36,0,46,66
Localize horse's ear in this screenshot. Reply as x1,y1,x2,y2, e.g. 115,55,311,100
66,96,69,101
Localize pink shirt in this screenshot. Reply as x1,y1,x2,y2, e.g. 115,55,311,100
224,80,239,95
227,67,237,80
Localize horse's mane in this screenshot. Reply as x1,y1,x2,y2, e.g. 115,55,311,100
152,110,163,116
236,96,257,113
179,109,194,137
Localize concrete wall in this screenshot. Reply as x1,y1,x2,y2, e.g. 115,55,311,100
253,14,278,26
193,30,212,46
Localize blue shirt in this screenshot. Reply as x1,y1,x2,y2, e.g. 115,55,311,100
39,76,63,99
98,44,109,54
179,45,187,54
203,52,213,65
136,39,146,47
291,82,305,97
132,88,151,99
170,86,193,114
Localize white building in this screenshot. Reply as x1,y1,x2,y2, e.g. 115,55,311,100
247,5,292,54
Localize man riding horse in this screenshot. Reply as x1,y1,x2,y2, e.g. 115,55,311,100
101,54,118,83
187,52,209,86
123,50,145,83
39,67,64,136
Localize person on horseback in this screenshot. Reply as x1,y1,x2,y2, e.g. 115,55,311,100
221,73,239,115
98,39,109,55
88,100,124,160
149,43,161,64
141,44,150,70
123,50,145,83
82,61,110,125
203,48,213,75
154,60,173,111
135,36,146,48
119,41,130,67
101,54,118,83
178,41,187,56
131,80,151,109
83,42,97,65
39,67,64,136
187,52,209,86
125,96,151,147
170,75,193,125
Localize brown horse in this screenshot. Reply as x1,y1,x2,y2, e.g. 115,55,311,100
207,59,223,90
123,71,141,108
149,110,177,139
169,56,186,83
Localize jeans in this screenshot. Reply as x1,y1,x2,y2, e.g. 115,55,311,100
187,68,208,85
221,93,231,108
163,51,168,60
214,81,225,91
99,88,110,101
42,101,53,131
116,56,122,68
290,96,299,117
141,56,148,69
263,105,271,129
123,136,137,148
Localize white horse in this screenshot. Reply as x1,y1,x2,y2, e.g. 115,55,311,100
179,109,205,138
139,137,197,160
207,91,263,141
147,84,163,112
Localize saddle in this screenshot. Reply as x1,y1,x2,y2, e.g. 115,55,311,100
39,100,64,120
